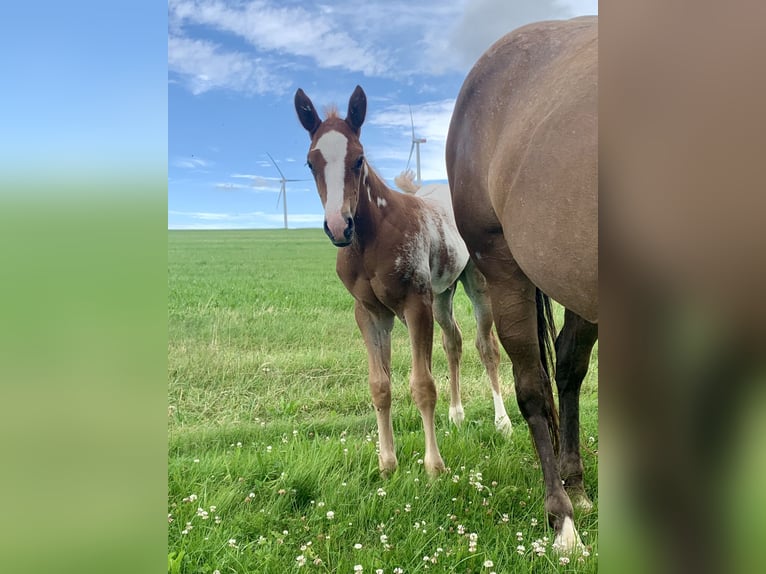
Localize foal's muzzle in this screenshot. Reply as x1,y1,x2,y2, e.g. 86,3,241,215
324,217,354,247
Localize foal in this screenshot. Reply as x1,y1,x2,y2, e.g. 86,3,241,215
294,86,509,476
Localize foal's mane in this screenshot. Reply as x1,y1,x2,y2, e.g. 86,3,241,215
323,104,339,119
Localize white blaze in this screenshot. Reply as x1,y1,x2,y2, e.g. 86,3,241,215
314,130,349,238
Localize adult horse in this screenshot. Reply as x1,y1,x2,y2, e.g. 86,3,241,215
446,17,598,552
294,86,512,477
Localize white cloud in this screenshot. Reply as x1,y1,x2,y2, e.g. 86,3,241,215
214,182,250,190
368,99,456,181
422,0,582,73
168,34,291,95
173,156,210,169
168,1,599,95
169,0,388,76
168,209,323,229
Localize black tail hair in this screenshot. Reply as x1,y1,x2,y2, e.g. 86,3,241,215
536,288,559,455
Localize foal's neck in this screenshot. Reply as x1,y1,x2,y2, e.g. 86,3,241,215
351,163,399,248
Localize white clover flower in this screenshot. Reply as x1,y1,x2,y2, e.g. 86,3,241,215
296,555,306,567
354,566,363,573
559,556,570,565
326,511,335,519
483,560,494,568
377,488,387,497
393,569,403,574
354,543,363,550
517,545,525,554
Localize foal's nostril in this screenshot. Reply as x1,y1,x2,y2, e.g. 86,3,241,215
344,218,354,240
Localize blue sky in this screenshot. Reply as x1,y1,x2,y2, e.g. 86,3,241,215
168,0,598,229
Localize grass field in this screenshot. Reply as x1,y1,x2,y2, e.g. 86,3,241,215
168,229,598,573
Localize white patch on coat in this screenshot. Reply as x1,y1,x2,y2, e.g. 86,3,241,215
393,183,471,295
363,162,371,202
313,130,348,214
376,197,387,208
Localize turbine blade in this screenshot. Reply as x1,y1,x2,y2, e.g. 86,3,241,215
409,105,415,140
266,152,286,180
406,141,415,171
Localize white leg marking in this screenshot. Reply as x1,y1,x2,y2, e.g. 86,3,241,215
449,404,465,426
553,516,584,554
492,390,512,436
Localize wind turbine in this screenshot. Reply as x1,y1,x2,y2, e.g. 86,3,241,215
266,153,308,230
405,105,427,185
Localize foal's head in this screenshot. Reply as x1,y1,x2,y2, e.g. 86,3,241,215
294,86,367,247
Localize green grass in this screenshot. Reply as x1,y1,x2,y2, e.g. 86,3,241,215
169,229,598,573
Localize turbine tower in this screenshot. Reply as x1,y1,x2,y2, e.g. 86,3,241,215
267,153,308,230
406,105,427,185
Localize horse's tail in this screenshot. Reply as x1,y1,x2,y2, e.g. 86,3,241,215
394,169,420,194
536,288,559,455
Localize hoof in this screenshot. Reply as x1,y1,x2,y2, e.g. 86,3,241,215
449,406,465,427
552,516,584,554
424,457,446,477
494,414,513,437
569,490,593,513
378,456,398,478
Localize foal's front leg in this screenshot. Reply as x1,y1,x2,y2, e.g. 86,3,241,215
404,292,446,476
354,301,397,474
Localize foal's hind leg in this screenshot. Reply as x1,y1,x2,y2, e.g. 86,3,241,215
354,301,397,475
459,260,511,435
555,309,598,511
433,285,465,426
404,292,446,476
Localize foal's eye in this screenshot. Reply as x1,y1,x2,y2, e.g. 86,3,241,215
354,155,365,171
306,160,314,172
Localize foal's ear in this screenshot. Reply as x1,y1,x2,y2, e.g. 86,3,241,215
294,88,322,137
346,85,367,134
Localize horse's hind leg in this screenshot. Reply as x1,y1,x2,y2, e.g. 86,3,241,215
354,301,397,475
433,285,465,426
459,259,511,435
555,309,598,511
472,240,580,551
